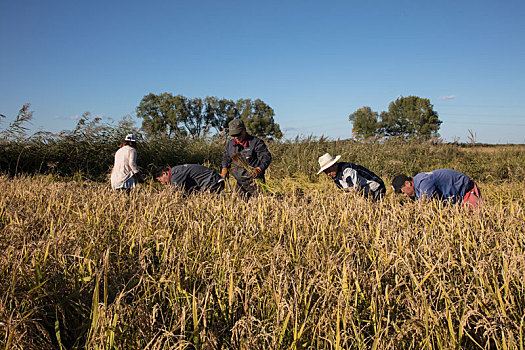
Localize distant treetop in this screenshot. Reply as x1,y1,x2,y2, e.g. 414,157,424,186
349,96,442,140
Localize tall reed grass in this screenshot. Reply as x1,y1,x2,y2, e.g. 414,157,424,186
3,135,525,185
1,175,524,348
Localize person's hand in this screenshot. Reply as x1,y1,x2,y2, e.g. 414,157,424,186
342,186,357,193
250,167,262,179
135,172,145,183
220,168,229,179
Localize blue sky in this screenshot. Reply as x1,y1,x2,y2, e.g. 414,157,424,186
1,0,524,143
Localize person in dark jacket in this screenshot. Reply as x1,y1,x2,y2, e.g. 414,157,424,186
317,153,386,201
221,119,272,199
153,164,224,195
391,169,482,209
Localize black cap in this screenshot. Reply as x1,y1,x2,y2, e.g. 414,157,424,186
228,119,245,136
391,174,411,194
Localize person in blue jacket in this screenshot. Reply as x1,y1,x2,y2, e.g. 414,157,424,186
391,169,482,208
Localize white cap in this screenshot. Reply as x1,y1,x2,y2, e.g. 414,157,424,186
124,134,136,142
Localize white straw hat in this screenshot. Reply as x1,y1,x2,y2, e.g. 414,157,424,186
317,153,341,175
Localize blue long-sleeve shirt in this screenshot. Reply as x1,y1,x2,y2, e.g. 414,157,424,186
413,169,470,204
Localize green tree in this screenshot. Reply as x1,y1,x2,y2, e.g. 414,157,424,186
204,97,239,134
380,96,441,138
137,94,282,139
137,94,218,139
136,93,185,138
177,96,217,139
235,98,283,139
348,106,380,139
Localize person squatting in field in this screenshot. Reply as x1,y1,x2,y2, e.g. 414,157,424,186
221,119,272,199
153,164,225,195
110,134,145,191
317,153,386,201
391,169,482,209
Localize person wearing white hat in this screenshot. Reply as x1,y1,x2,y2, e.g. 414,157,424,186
317,153,386,201
110,134,144,191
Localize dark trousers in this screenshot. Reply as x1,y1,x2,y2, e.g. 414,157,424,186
370,185,386,201
209,180,225,194
359,184,386,201
233,168,262,199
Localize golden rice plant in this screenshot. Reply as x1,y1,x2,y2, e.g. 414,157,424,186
0,175,524,349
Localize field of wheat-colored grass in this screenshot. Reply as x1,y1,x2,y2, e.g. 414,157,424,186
1,174,524,349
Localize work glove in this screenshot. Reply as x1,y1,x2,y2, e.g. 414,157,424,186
220,168,229,179
249,167,262,179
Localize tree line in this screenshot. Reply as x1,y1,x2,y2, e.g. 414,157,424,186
136,93,442,141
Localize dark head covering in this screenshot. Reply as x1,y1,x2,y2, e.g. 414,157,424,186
391,174,411,194
228,119,245,136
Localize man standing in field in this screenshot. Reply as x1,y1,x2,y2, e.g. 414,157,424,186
221,119,272,199
317,153,386,201
391,169,482,209
153,164,224,195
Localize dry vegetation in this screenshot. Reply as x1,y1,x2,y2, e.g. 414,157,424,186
1,174,524,349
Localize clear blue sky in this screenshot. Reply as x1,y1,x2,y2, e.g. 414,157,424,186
1,0,524,143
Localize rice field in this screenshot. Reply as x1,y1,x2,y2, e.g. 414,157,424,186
1,174,524,349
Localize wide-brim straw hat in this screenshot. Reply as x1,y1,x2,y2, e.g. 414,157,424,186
317,153,341,175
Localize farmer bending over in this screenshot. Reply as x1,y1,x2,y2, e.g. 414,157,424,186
317,153,386,201
221,119,272,199
154,164,224,195
391,169,482,209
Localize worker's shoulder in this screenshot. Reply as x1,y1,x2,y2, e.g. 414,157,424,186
414,171,435,183
249,135,271,148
